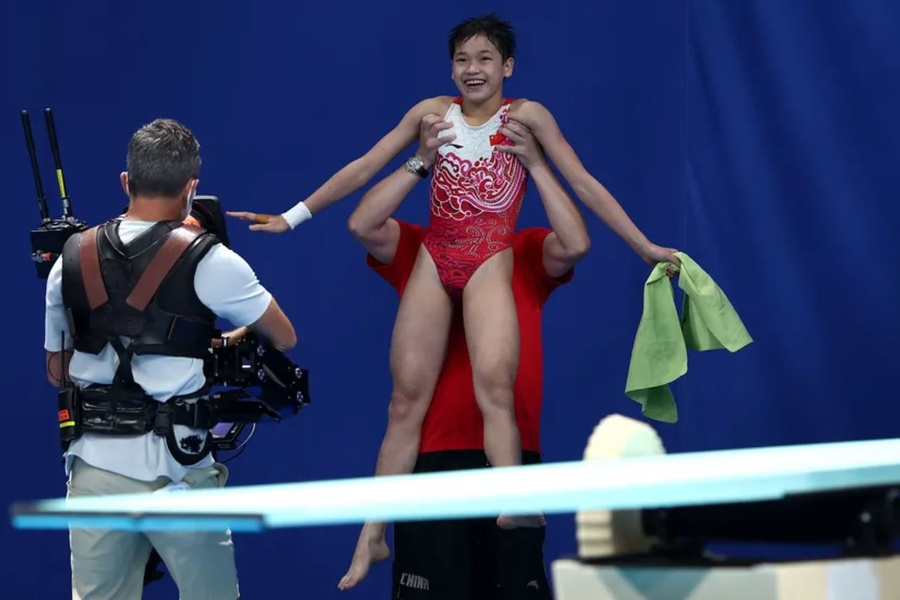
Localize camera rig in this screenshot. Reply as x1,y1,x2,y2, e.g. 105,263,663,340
204,329,310,452
23,108,311,454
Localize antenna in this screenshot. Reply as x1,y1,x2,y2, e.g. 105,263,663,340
22,107,88,279
21,110,50,223
44,108,73,219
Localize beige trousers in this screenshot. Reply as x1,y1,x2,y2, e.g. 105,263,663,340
67,457,240,600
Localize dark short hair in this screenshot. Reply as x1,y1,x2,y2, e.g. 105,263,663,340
126,118,201,197
448,13,516,61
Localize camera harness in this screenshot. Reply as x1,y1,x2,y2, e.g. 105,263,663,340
58,220,222,465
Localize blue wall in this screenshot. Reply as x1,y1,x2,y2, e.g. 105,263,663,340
2,0,897,597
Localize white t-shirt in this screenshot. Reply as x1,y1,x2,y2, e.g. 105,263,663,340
44,220,274,483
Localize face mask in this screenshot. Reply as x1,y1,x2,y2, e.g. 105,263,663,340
183,184,195,220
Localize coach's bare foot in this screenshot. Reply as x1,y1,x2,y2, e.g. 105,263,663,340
337,527,391,591
497,513,547,530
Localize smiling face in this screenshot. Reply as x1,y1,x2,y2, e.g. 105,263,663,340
451,34,514,107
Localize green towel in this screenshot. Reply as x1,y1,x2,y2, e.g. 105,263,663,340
624,252,752,423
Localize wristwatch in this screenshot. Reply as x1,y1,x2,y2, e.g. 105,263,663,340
405,155,429,178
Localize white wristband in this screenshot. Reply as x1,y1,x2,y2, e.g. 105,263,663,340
281,201,313,229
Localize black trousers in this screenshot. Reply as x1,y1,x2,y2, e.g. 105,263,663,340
392,450,552,600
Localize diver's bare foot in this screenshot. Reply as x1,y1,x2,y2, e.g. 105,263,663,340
337,529,391,591
497,513,547,530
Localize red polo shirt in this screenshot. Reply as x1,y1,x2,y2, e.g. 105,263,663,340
367,221,572,454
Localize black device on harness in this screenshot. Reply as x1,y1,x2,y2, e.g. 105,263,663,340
22,108,89,279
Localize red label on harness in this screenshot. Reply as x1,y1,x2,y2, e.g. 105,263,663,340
58,409,70,421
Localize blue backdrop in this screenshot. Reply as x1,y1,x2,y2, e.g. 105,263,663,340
2,0,898,597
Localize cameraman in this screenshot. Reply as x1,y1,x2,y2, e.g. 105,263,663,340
44,118,296,599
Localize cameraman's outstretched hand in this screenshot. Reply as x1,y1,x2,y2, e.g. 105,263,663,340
226,211,289,233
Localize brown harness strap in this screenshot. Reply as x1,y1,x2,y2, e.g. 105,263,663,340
79,226,108,309
126,225,203,312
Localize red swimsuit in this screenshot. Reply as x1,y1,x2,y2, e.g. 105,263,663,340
423,97,528,301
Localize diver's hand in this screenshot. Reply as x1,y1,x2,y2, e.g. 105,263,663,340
226,211,290,233
640,243,680,278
